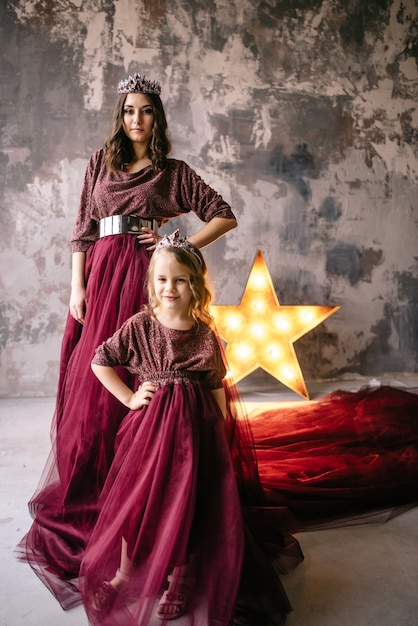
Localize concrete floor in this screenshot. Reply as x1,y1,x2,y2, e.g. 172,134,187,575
1,376,418,625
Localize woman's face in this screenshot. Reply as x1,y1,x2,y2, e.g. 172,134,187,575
122,93,154,146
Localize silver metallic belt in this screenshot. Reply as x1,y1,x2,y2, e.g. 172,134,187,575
99,215,159,238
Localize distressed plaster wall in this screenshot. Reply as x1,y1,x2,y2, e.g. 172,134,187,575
1,0,417,396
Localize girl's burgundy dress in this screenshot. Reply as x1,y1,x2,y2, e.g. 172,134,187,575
79,310,270,626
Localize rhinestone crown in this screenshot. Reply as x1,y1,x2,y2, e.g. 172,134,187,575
117,72,161,95
155,229,203,266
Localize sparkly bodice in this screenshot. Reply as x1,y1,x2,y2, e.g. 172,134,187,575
92,310,226,390
71,149,235,252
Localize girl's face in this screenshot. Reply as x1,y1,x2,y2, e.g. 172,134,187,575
153,250,194,315
122,93,154,146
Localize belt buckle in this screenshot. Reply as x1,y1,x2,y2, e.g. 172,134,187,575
126,215,142,233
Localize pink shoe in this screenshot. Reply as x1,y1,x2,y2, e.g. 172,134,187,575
156,573,192,621
93,568,130,615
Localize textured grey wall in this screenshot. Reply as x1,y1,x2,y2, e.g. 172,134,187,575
1,0,417,396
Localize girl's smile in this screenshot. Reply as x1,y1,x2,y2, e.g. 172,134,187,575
153,250,193,319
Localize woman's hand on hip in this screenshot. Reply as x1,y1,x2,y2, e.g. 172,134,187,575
137,227,161,251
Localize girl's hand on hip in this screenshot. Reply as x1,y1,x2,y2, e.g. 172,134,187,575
128,381,156,410
137,227,161,251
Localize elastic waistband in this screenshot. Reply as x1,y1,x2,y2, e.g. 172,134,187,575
99,215,159,238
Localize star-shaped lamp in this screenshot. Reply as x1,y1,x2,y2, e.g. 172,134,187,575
211,249,339,399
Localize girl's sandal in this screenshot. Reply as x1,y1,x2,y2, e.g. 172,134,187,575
93,568,131,615
156,573,191,621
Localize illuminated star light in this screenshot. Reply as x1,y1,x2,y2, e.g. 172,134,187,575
211,249,339,399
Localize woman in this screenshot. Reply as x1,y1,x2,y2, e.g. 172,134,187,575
17,72,237,610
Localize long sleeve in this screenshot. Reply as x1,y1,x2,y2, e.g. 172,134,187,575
71,150,104,252
175,161,235,223
70,154,235,254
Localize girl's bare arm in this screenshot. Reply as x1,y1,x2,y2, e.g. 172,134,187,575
91,363,155,410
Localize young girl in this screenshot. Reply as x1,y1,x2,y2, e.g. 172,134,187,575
78,231,286,625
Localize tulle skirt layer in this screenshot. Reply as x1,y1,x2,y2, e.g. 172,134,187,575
79,381,244,626
16,236,151,608
251,385,418,526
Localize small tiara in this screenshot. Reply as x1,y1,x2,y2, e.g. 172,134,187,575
155,229,203,266
117,72,161,95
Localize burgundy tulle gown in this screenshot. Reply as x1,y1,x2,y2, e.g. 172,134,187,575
16,234,151,608
78,309,297,625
